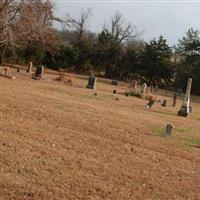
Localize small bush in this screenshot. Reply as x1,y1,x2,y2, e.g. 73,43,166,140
129,90,141,97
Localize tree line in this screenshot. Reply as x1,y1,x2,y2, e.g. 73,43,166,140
1,1,200,94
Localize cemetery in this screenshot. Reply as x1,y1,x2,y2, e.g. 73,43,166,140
0,66,200,200
1,0,200,199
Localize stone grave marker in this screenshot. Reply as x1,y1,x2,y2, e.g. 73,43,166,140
33,65,44,79
164,124,174,137
141,83,147,98
87,74,97,90
147,99,155,109
161,99,167,107
111,80,118,86
173,93,177,107
189,106,192,113
178,78,192,117
27,61,33,73
130,80,138,91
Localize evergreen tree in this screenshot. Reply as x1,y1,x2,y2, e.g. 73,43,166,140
175,28,200,94
141,36,174,87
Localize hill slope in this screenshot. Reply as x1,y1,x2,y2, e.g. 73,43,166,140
0,74,200,200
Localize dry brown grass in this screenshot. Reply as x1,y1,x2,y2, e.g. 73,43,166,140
0,70,200,200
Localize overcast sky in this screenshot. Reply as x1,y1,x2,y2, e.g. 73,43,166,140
53,0,200,45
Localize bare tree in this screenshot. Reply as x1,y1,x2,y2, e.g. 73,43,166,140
0,0,60,64
65,8,92,43
0,0,20,62
103,11,140,44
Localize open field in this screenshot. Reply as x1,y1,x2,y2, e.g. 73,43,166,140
0,70,200,200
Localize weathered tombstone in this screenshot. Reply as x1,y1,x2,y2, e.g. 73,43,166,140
157,99,161,103
111,80,118,86
141,83,147,98
177,88,183,96
147,99,155,109
189,106,192,113
173,93,177,107
87,74,97,90
161,99,167,107
164,124,174,137
33,65,44,79
178,78,192,117
27,61,33,73
130,80,138,91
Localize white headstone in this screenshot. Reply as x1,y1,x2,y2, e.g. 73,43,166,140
178,78,192,117
27,61,33,73
141,83,147,98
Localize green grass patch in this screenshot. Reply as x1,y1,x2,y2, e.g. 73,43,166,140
175,127,191,132
170,110,178,116
55,105,64,112
152,127,165,136
152,125,200,149
82,94,95,100
178,136,200,148
129,91,141,97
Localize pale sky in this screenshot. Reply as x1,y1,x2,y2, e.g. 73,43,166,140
53,0,200,45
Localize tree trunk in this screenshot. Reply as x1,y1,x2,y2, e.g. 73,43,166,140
0,47,6,65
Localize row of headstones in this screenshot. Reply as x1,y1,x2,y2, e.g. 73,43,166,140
13,61,44,79
147,78,192,117
87,74,193,118
147,98,173,109
1,62,41,77
81,74,192,138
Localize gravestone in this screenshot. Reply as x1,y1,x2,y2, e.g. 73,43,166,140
131,80,138,91
164,124,174,137
27,61,33,73
178,78,192,117
173,93,177,107
141,83,147,98
157,99,161,103
33,65,44,79
177,88,182,96
87,74,97,90
189,106,192,113
111,80,118,86
161,99,167,107
147,99,155,109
